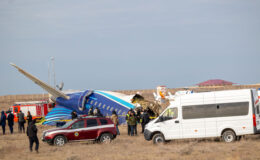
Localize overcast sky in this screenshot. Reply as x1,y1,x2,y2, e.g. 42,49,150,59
0,0,259,96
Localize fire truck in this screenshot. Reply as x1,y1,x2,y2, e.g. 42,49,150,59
8,101,52,122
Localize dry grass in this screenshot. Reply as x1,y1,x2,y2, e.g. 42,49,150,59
1,124,260,160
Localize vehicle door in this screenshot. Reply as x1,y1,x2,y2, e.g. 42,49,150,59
68,120,86,141
158,108,181,140
85,119,99,140
182,105,206,138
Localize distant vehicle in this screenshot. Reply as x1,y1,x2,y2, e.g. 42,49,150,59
144,89,260,144
8,101,51,122
42,117,117,146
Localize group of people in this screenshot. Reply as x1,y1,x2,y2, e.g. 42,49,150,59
0,110,39,153
0,110,14,135
1,107,150,153
88,107,103,117
126,109,150,136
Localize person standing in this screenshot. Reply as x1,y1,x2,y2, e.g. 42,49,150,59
1,111,6,135
93,108,98,116
27,119,39,153
111,110,120,135
128,111,137,136
7,112,14,134
71,111,78,120
88,107,94,116
140,110,150,133
27,111,32,125
125,110,131,136
96,108,103,117
133,110,140,136
17,111,25,133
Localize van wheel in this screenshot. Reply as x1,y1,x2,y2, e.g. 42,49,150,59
222,130,236,143
99,133,112,144
153,133,165,144
54,136,66,146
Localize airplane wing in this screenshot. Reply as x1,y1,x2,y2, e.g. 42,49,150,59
10,63,70,100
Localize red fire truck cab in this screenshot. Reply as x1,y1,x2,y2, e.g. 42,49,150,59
9,101,52,122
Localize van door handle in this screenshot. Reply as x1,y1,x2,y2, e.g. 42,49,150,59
175,120,179,123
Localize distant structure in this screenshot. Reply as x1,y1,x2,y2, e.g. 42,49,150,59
197,79,234,87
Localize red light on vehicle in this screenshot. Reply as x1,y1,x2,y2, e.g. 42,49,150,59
253,114,257,127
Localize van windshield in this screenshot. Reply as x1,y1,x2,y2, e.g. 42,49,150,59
162,108,178,120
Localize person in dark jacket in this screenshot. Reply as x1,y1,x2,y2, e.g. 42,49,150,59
17,111,25,133
125,110,131,136
133,110,140,136
140,110,150,133
27,111,32,125
1,111,6,135
88,106,94,116
95,108,103,117
27,119,39,153
7,112,14,134
71,111,78,120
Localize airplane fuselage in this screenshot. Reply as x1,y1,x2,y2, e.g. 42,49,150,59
44,90,135,125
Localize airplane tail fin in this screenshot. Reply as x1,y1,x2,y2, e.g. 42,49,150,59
10,63,70,100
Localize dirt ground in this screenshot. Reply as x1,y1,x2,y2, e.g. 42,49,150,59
1,123,260,160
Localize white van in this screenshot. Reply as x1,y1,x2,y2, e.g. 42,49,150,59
144,89,260,144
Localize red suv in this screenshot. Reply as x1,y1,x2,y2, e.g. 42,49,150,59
42,117,117,146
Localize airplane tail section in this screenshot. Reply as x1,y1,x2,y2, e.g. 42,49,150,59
10,63,69,100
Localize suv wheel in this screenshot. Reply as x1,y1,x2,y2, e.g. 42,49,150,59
100,133,112,144
54,136,66,146
222,130,236,143
153,133,165,144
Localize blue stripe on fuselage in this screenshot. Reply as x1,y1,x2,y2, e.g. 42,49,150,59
95,91,135,109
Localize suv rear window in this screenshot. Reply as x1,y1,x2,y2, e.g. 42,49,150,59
99,119,108,125
87,119,98,127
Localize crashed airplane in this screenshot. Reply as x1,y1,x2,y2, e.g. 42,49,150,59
10,63,138,125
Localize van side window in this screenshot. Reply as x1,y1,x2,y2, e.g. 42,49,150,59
162,108,178,120
256,105,260,114
183,104,216,119
183,102,249,119
217,102,249,117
